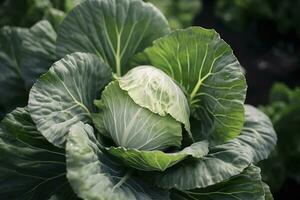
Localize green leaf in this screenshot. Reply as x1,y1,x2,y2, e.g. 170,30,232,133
29,52,112,147
133,27,247,145
170,165,268,200
107,140,208,171
66,122,170,200
149,105,276,190
94,81,182,151
43,8,66,31
119,65,191,137
0,20,57,114
21,20,57,88
262,182,274,200
0,107,78,200
56,0,170,76
0,26,28,113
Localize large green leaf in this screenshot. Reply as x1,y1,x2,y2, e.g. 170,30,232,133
66,122,169,200
21,20,57,88
119,65,191,137
149,105,276,190
0,26,28,114
94,81,182,151
0,107,77,200
29,52,112,147
133,27,247,145
107,140,208,171
170,165,269,200
56,0,170,76
0,20,57,115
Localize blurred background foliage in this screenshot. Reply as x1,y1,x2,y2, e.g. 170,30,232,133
0,0,299,199
259,84,300,198
145,0,202,29
0,0,83,29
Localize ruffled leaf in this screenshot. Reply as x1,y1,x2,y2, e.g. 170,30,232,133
57,0,170,76
0,107,77,200
134,27,247,145
94,81,182,151
0,20,57,115
170,165,270,200
107,140,208,171
149,105,277,190
29,52,111,147
66,122,169,200
119,65,191,137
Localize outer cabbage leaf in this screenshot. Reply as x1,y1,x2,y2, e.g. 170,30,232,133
107,140,208,171
0,20,57,115
56,0,170,76
43,8,66,31
21,20,57,88
263,182,274,200
0,26,28,114
119,65,191,137
149,105,276,190
133,27,247,145
29,52,112,147
170,165,270,200
0,107,78,200
66,122,170,200
93,81,182,151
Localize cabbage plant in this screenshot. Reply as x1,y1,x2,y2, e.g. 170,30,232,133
0,0,277,199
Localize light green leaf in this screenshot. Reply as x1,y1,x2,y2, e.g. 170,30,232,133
66,122,169,200
56,0,170,76
107,140,208,171
149,105,276,190
29,52,112,147
133,27,247,145
0,20,57,114
170,165,267,200
0,107,77,200
119,65,191,137
94,81,182,151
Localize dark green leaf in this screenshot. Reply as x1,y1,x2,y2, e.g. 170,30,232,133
0,107,77,200
21,20,57,89
170,165,268,200
0,26,28,113
0,20,57,115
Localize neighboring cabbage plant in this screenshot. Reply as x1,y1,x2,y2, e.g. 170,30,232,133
259,83,300,192
0,0,277,199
